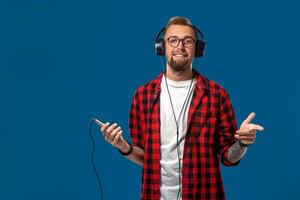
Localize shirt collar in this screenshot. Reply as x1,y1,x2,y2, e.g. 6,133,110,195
150,69,209,92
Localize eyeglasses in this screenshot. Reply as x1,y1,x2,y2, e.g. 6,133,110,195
166,36,195,48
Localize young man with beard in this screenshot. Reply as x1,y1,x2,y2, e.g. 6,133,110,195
100,16,264,200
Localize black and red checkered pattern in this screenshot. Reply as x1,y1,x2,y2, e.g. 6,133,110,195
129,69,239,200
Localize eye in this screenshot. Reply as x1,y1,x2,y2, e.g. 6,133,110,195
184,37,194,46
168,37,179,45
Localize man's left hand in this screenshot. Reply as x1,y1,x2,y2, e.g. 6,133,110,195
235,112,264,145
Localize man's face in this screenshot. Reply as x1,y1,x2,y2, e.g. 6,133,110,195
164,25,196,72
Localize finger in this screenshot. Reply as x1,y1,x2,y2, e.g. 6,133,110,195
100,123,110,138
248,123,264,131
106,123,118,133
235,133,256,138
111,131,122,146
100,122,110,133
236,129,257,135
235,134,256,140
108,126,121,142
105,123,118,139
242,112,256,125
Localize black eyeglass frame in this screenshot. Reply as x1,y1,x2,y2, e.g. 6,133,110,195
166,36,196,48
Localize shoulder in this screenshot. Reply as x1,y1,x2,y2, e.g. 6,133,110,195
135,80,153,94
195,71,229,98
134,73,163,97
208,78,228,97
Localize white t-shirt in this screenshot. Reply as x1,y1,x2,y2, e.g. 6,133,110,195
160,75,195,200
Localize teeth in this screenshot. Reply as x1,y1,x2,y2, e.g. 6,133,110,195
174,54,185,57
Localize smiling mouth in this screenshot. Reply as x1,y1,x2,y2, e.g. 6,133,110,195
172,53,188,57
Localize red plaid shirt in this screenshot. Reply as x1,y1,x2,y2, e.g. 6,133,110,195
129,70,239,200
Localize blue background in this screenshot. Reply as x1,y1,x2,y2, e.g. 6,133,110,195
1,0,299,199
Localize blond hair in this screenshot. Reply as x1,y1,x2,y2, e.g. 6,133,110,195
165,16,197,39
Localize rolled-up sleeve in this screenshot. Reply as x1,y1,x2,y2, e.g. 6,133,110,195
129,90,144,150
217,89,239,166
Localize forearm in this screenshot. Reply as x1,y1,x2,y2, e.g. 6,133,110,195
119,143,144,166
227,141,248,164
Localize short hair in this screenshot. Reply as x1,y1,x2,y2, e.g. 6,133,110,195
164,16,198,39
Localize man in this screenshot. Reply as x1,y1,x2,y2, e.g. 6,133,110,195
100,16,264,200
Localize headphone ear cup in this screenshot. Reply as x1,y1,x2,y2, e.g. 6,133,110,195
195,40,206,57
155,39,165,56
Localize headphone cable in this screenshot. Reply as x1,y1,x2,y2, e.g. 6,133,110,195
164,75,194,200
160,56,195,200
89,119,104,200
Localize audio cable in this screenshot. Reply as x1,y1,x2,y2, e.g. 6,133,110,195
164,74,194,200
89,119,104,200
159,56,195,200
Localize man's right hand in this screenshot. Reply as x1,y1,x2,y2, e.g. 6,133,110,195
100,122,128,151
100,122,144,165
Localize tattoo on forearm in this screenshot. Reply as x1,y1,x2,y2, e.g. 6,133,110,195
227,141,248,163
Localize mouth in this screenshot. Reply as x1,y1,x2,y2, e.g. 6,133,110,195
172,53,188,58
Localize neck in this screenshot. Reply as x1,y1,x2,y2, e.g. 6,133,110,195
165,64,193,81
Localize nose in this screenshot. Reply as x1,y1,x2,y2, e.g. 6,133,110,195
177,39,185,49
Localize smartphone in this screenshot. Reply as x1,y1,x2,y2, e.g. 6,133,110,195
92,117,105,127
93,117,124,140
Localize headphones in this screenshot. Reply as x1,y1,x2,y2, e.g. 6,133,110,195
155,25,206,57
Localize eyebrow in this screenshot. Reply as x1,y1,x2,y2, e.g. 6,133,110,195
167,35,195,39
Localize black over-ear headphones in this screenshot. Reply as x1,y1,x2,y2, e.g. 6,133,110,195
155,25,206,57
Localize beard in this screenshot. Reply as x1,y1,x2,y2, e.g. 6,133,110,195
167,55,191,72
